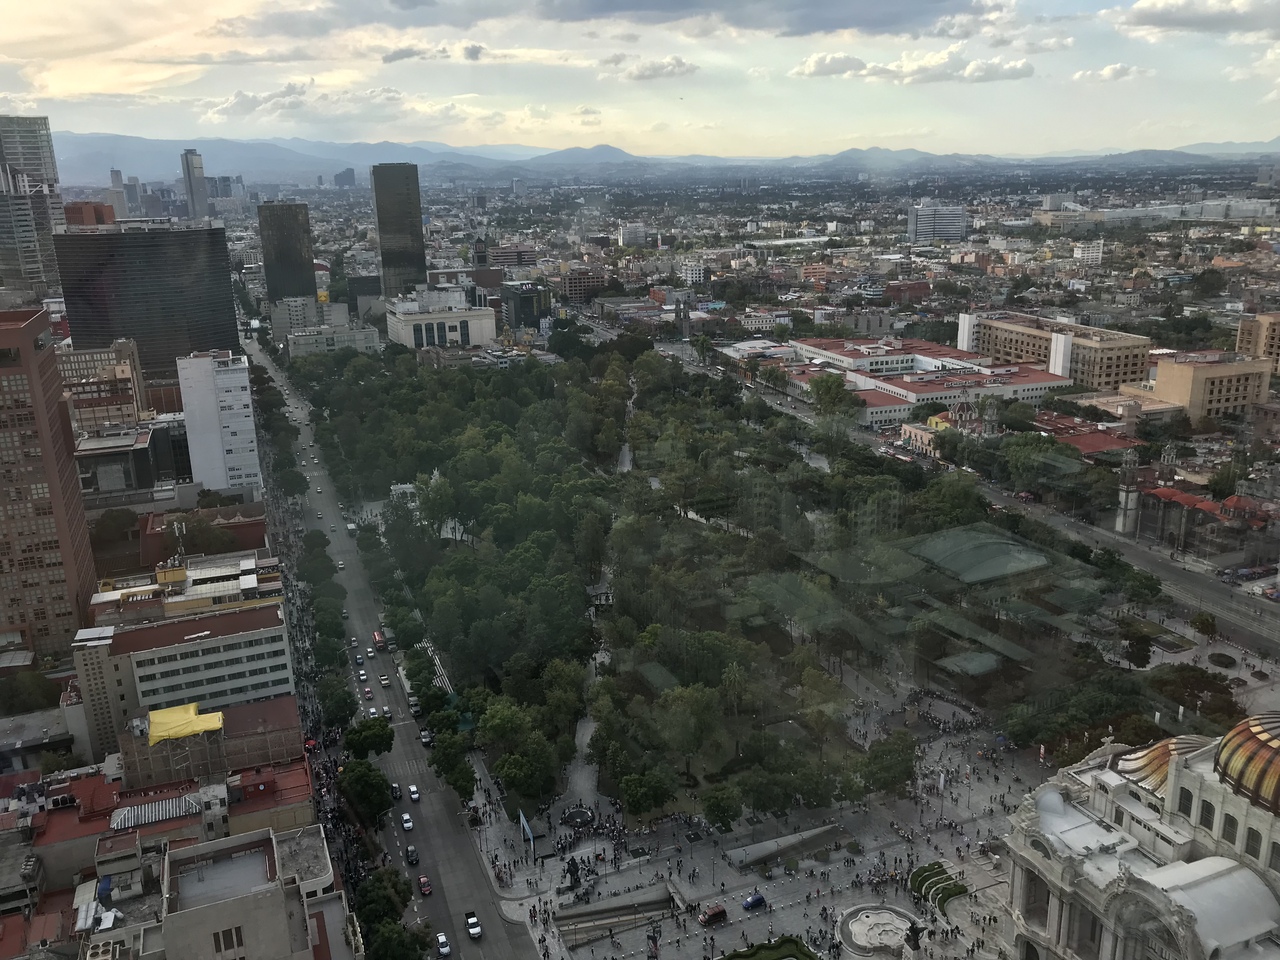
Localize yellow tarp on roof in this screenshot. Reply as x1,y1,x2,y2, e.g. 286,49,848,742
148,703,224,746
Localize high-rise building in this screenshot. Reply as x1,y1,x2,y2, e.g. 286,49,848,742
619,222,647,247
177,350,262,495
334,167,356,188
257,200,317,303
0,115,65,297
180,148,210,220
371,163,426,298
56,337,149,432
56,220,239,377
907,199,967,243
0,308,96,659
110,169,124,190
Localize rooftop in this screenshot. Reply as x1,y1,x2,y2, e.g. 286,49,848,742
173,844,271,910
975,310,1150,344
75,604,284,657
274,825,330,884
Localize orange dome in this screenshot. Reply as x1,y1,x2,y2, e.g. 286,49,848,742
1215,714,1280,814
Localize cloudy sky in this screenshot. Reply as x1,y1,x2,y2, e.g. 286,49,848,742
1,0,1277,155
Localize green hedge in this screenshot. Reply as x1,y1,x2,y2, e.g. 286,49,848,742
910,862,946,894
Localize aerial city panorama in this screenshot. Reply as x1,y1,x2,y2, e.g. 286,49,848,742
2,1,1280,959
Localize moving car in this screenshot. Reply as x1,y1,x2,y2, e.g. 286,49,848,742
406,845,419,865
390,783,402,800
357,670,367,682
435,933,450,957
366,647,375,658
317,512,323,519
363,687,373,700
315,487,322,494
355,654,364,665
341,609,349,619
337,561,345,570
420,729,434,747
418,875,433,896
742,893,766,911
698,905,727,926
382,705,392,718
401,813,413,831
465,912,482,939
408,784,420,802
368,707,378,719
379,674,390,687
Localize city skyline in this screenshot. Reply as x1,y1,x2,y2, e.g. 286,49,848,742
2,0,1277,157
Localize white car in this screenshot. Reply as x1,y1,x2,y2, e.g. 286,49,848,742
357,670,367,682
408,784,420,801
368,707,378,719
379,674,390,687
436,933,451,957
401,813,414,831
337,560,345,570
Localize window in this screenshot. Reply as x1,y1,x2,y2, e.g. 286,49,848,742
1247,829,1262,859
1199,799,1216,830
1222,814,1238,844
1178,788,1193,817
1269,842,1280,871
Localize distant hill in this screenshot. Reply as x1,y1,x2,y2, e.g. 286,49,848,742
48,131,1261,187
1175,135,1280,156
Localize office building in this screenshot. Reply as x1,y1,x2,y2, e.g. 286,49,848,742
71,604,293,761
549,262,611,303
958,310,1151,391
386,285,497,352
177,350,262,495
56,220,239,377
57,337,149,432
180,148,209,220
489,242,538,267
500,280,553,328
1236,313,1280,373
0,309,97,660
63,201,116,226
907,199,967,243
679,261,707,285
1003,714,1280,960
257,201,317,303
1120,351,1271,423
334,167,356,188
619,222,647,247
286,324,380,358
0,115,64,297
370,162,426,298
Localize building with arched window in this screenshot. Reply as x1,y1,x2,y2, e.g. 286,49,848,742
1005,715,1280,960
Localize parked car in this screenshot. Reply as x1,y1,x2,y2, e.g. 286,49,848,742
742,893,766,911
698,905,727,926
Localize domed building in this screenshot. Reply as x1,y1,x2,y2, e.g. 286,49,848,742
1004,715,1280,960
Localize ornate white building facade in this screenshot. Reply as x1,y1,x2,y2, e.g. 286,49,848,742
1005,714,1280,960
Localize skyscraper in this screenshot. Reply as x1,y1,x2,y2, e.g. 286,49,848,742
257,200,317,303
334,167,356,188
56,220,239,377
180,148,210,220
371,163,426,298
0,308,96,659
0,115,65,297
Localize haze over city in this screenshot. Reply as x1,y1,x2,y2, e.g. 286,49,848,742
4,0,1279,155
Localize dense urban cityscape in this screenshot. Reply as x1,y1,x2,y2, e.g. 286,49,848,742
4,104,1280,960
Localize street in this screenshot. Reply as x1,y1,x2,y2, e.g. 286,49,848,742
247,338,538,960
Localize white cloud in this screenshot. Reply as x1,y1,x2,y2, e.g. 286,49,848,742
791,44,1034,84
619,55,699,81
597,52,630,67
201,82,411,125
573,104,601,115
790,53,867,77
1021,36,1074,52
0,90,37,112
1072,62,1153,80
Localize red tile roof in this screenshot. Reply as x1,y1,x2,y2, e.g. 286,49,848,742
1058,432,1143,456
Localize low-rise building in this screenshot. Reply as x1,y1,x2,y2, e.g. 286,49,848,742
285,324,380,359
1236,312,1280,373
385,287,498,352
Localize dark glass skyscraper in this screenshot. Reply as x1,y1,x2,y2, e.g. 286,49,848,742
56,222,239,377
371,163,426,298
257,200,317,303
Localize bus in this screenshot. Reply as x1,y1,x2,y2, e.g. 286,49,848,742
372,630,386,652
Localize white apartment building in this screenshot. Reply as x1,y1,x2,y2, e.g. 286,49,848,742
385,285,498,351
71,604,294,761
177,350,262,495
679,261,708,285
1073,239,1104,266
269,297,343,336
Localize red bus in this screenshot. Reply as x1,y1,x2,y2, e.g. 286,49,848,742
372,630,386,652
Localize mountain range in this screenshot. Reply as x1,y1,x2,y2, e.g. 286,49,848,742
51,130,1280,187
